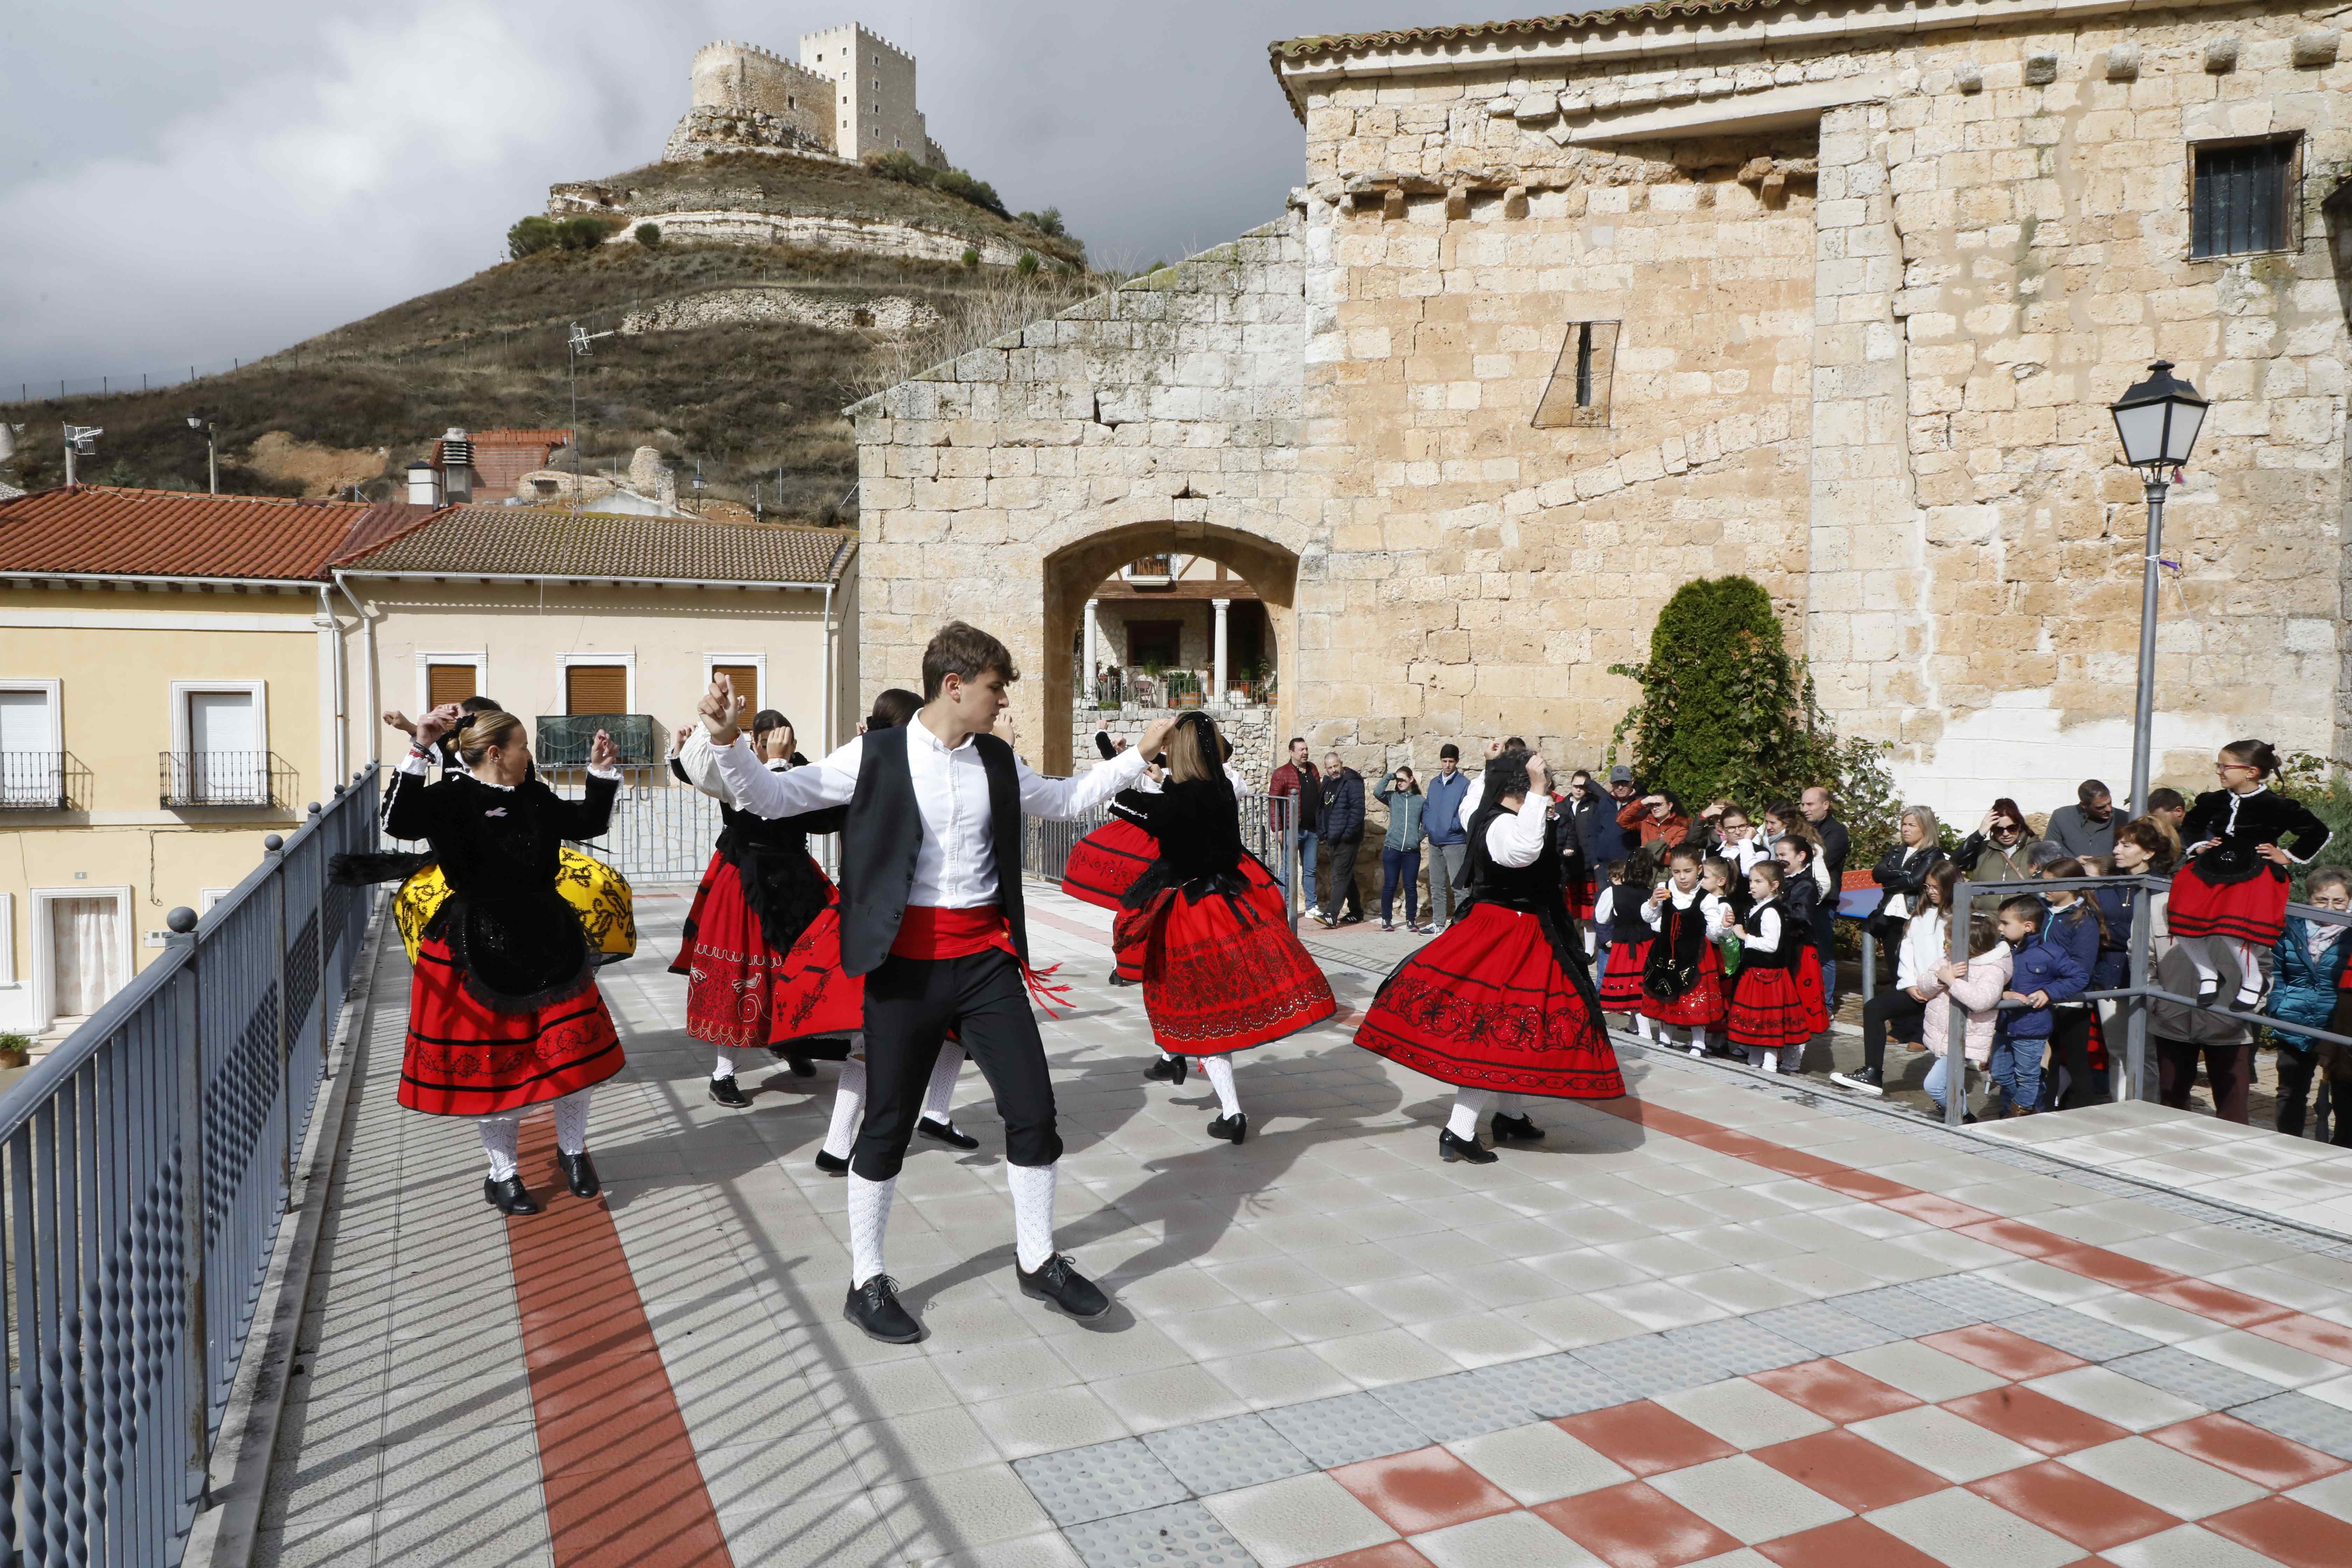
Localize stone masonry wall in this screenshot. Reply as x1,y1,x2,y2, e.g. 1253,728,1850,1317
620,287,941,338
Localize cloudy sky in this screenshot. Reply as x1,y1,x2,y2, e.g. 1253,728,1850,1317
0,1,1539,389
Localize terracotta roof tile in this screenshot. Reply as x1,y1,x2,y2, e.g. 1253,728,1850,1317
469,428,574,446
0,485,371,581
335,504,852,585
1271,1,1779,60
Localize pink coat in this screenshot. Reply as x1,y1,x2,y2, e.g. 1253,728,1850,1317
1920,943,2014,1066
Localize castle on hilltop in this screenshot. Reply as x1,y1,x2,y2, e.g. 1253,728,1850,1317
665,24,950,168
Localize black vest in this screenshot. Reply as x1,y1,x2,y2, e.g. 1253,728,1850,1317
1465,799,1563,912
836,722,1027,977
1740,897,1801,971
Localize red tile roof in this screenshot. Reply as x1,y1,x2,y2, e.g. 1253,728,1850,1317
470,428,574,446
334,504,853,585
1271,1,1777,60
0,485,382,582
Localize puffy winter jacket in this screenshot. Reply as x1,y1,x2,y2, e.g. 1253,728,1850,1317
1869,843,1947,928
2043,902,2104,996
1924,943,2013,1065
2087,881,2135,989
1319,768,1366,844
2002,920,2089,1040
2267,916,2352,1048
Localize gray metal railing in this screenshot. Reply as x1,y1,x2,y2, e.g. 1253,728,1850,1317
0,765,381,1564
0,752,68,811
157,752,296,810
530,766,837,883
1023,791,1298,931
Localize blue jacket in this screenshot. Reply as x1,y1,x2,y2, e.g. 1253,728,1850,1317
2002,920,2089,1039
2087,882,2134,989
2267,916,2351,1048
1319,769,1366,844
1422,768,1470,846
2045,901,2104,997
1575,791,1632,866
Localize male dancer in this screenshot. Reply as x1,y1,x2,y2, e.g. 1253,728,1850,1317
701,622,1171,1343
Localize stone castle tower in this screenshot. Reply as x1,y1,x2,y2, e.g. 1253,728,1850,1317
666,26,949,169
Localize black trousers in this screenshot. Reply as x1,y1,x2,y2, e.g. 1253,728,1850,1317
2049,1009,2103,1111
851,948,1061,1181
1861,992,1926,1072
1320,836,1365,920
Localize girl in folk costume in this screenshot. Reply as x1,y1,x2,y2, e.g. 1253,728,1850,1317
384,705,626,1214
2172,739,2333,1009
1774,835,1833,1037
1115,714,1336,1143
672,706,856,1106
1727,862,1815,1074
1063,732,1160,990
1355,748,1623,1164
1640,844,1731,1053
1594,845,1660,1034
810,690,983,1174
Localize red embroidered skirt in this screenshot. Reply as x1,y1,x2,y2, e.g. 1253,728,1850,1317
400,935,622,1116
1640,941,1727,1028
2168,861,2289,945
1354,902,1623,1099
672,849,860,1052
1727,965,1814,1049
1114,883,1335,1055
1111,850,1282,985
1596,938,1652,1009
1063,817,1157,911
1792,950,1832,1032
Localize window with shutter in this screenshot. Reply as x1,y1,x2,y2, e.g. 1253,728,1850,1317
2191,138,2296,259
426,664,478,707
712,664,758,712
565,665,629,715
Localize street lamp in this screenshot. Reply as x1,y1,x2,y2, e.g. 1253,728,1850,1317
2108,359,2208,810
186,415,218,495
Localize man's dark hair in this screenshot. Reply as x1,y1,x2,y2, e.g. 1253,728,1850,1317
1288,736,1307,750
2146,787,2185,812
1504,736,1526,750
920,622,1020,701
1439,743,1460,760
2078,779,2110,806
1484,747,1533,803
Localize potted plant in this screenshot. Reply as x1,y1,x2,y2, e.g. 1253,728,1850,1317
0,1033,32,1069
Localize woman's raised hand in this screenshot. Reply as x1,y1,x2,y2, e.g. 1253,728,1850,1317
698,672,740,741
589,730,618,772
414,703,463,747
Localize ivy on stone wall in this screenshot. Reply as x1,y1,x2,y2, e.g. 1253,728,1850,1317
1608,574,1900,862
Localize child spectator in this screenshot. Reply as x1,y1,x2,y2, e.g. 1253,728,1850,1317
2038,860,2109,1110
1641,844,1729,1055
2269,867,2352,1140
1596,848,1658,1037
1993,894,2089,1117
1728,862,1813,1074
1922,915,2013,1121
1833,862,1957,1098
1774,835,1833,1041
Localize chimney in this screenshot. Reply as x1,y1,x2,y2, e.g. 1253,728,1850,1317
436,427,476,502
406,459,444,507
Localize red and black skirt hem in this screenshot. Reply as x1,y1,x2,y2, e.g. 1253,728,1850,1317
2168,859,2290,945
400,936,623,1116
673,851,862,1049
1596,938,1652,1009
1114,882,1335,1055
1727,967,1815,1049
1063,817,1158,912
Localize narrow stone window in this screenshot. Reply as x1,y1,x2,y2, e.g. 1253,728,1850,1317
1533,321,1618,428
2190,137,2297,258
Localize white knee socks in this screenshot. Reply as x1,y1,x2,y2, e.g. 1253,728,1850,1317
1759,1048,1781,1075
922,1041,965,1126
2229,939,2264,1003
553,1088,590,1155
2183,938,2219,988
1447,1087,1494,1139
712,1045,739,1082
846,1172,895,1287
1634,1015,1657,1041
1202,1055,1241,1119
1007,1162,1058,1273
478,1111,522,1180
824,1055,867,1161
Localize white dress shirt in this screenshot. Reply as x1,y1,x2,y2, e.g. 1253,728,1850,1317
1461,771,1486,830
1484,791,1549,868
711,716,1147,909
1642,883,1726,932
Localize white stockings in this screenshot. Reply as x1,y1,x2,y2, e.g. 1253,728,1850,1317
1007,1161,1058,1273
825,1036,964,1163
2182,936,2265,1004
923,1040,965,1126
1201,1055,1241,1120
846,1173,894,1287
1445,1088,1522,1139
476,1086,592,1177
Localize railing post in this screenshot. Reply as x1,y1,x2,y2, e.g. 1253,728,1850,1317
165,906,210,1514
1945,878,1970,1128
263,833,293,1214
315,800,332,1083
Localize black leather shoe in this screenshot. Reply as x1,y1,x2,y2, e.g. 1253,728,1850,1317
2194,977,2221,1006
1208,1112,1247,1145
483,1176,539,1214
844,1275,923,1343
1018,1254,1110,1319
1491,1112,1543,1143
788,1055,817,1078
558,1152,600,1198
709,1074,752,1109
1110,972,1138,987
814,1149,849,1176
916,1116,979,1150
1146,1055,1188,1085
1438,1128,1497,1164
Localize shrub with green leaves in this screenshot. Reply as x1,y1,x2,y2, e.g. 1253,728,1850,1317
634,222,662,247
1015,252,1040,276
507,215,562,258
1610,574,1900,859
960,247,980,268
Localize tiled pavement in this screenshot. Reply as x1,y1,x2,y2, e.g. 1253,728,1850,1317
258,882,2352,1567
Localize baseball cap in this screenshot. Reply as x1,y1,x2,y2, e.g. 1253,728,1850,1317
1608,765,1633,785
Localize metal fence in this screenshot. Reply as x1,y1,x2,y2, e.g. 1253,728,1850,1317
0,766,381,1566
521,768,836,883
1021,792,1298,929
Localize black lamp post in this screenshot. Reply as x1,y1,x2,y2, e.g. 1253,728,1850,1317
2108,360,2207,811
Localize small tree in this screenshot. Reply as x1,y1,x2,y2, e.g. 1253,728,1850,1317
634,222,662,247
960,247,980,268
1015,251,1040,276
1609,574,1898,855
507,215,562,258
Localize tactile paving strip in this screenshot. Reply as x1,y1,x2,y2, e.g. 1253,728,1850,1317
1997,1306,2164,1363
1661,1318,1815,1377
2104,1348,2284,1412
1748,1299,1903,1356
1062,1499,1259,1568
1569,1334,1732,1399
1141,1413,1316,1497
1906,1272,2051,1323
1260,1390,1434,1469
2229,1391,2352,1462
1013,1437,1193,1529
1366,1371,1536,1442
1473,1352,1637,1419
1826,1284,1981,1338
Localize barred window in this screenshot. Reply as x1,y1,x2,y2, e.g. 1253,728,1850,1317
1533,321,1618,428
2191,138,2296,259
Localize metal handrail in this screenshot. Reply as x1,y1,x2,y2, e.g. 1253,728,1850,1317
0,764,382,1563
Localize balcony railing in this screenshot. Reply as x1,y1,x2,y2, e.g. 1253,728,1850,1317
536,713,663,768
159,750,296,808
1081,666,1277,710
0,749,73,808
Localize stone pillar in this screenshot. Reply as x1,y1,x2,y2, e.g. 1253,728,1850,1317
1212,598,1230,701
1083,597,1101,703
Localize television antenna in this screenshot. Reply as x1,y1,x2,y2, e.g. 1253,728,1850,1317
63,424,101,486
565,322,616,514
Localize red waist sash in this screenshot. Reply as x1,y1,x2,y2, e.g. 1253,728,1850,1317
889,904,1070,1015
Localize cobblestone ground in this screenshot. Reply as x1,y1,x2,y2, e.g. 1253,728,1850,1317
257,883,2352,1567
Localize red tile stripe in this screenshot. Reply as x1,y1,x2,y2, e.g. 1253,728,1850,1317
1586,1093,2352,1363
506,1114,734,1568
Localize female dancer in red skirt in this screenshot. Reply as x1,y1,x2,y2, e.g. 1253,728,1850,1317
1355,748,1622,1163
385,705,626,1214
1063,732,1161,987
1727,862,1812,1073
1113,714,1336,1143
1640,845,1730,1052
2174,738,2332,1009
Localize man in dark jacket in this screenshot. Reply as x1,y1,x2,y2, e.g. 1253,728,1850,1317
1267,738,1321,908
1801,785,1851,1010
1422,743,1472,931
1315,752,1366,925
